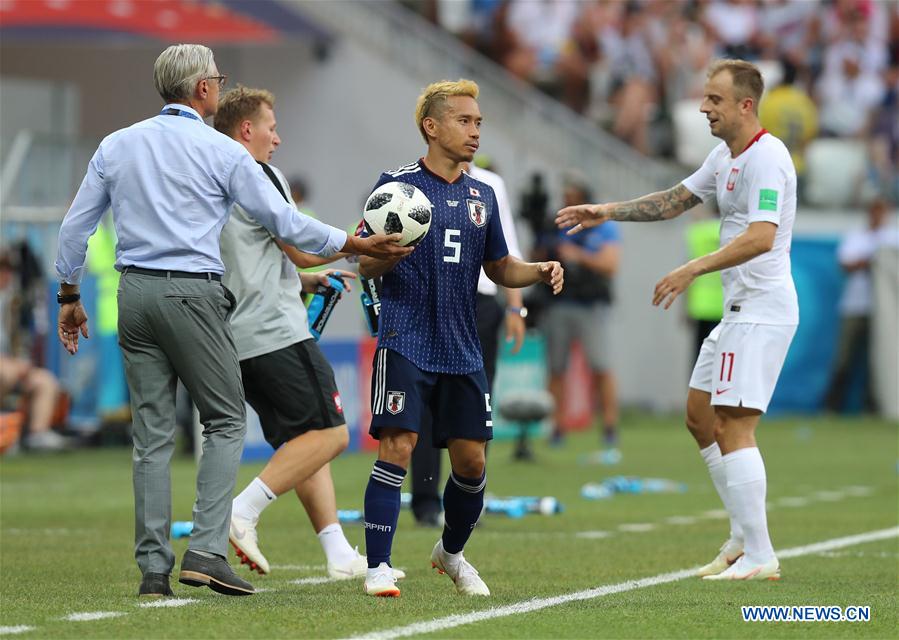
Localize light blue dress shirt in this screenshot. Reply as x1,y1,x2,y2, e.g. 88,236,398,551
56,104,348,284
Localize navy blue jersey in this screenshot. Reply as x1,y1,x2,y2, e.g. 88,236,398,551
368,159,509,374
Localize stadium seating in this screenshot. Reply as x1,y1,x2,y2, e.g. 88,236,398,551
804,139,867,208
672,99,719,169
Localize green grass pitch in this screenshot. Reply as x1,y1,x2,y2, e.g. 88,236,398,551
1,413,896,638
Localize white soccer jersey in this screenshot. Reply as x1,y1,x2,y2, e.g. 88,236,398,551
682,131,799,325
469,165,523,296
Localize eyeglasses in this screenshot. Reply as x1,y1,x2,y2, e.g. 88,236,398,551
205,74,228,89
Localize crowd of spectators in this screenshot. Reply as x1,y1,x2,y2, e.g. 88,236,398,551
409,0,898,204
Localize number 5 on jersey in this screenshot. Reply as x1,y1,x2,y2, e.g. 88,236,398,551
444,229,461,263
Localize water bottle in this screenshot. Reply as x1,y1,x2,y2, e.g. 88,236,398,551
600,448,622,465
523,496,563,515
307,275,345,341
171,521,194,539
359,275,382,337
337,509,364,524
642,478,688,494
581,482,613,500
484,497,528,518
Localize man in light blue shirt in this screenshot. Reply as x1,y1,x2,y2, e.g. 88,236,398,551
54,44,410,600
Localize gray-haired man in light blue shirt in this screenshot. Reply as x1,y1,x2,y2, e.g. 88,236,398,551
55,44,411,599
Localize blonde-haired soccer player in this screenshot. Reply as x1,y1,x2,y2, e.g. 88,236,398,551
358,79,563,597
557,59,797,581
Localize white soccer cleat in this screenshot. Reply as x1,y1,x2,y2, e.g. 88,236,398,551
364,562,401,597
696,539,744,577
430,539,490,596
229,514,270,575
328,548,406,580
703,555,780,581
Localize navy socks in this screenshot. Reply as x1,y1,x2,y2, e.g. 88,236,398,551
364,460,406,568
441,471,486,554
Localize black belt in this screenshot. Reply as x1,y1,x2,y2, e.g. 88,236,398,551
123,266,221,281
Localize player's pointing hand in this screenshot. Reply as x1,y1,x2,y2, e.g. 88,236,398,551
555,203,612,236
354,233,415,260
538,261,564,295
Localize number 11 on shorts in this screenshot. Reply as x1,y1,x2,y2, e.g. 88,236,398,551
719,352,735,382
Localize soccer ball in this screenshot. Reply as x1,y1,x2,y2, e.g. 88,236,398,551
363,181,433,247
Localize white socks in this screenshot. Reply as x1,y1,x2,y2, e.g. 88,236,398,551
318,523,356,565
700,442,744,543
232,477,277,523
723,447,775,564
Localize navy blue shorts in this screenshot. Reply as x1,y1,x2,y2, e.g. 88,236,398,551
369,348,493,447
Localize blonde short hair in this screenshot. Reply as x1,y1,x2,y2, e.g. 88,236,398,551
414,79,479,143
707,59,764,113
213,85,275,136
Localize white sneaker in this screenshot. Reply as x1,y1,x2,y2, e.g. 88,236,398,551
696,539,744,577
364,562,400,597
329,548,407,580
229,514,270,575
703,555,780,581
328,547,367,580
430,539,490,596
23,430,70,451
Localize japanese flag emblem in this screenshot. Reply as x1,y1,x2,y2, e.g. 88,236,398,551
386,391,405,415
467,199,487,227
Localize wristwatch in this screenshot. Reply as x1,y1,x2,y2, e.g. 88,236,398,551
57,292,81,304
506,306,528,319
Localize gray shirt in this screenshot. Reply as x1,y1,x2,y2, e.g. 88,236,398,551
220,164,312,361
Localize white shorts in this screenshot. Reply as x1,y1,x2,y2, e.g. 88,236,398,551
689,322,797,413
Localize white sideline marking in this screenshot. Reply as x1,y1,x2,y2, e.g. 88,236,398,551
617,523,656,533
664,516,697,526
271,564,324,571
63,612,124,622
575,531,612,540
816,550,899,559
138,598,197,608
4,528,93,536
776,497,809,507
347,527,899,640
290,577,336,585
700,509,728,519
0,627,35,635
813,490,846,502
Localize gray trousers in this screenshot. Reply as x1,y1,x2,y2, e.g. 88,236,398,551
117,271,246,576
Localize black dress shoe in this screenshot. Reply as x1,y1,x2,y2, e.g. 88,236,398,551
179,550,255,596
139,572,174,598
414,508,444,528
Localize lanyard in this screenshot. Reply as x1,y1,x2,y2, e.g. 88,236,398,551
160,107,202,121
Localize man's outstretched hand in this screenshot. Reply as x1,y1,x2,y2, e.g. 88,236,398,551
350,233,415,260
555,203,612,236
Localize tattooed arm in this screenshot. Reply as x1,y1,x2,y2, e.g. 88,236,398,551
555,184,702,234
609,184,702,222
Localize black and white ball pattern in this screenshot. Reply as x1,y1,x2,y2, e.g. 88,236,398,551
363,181,433,246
